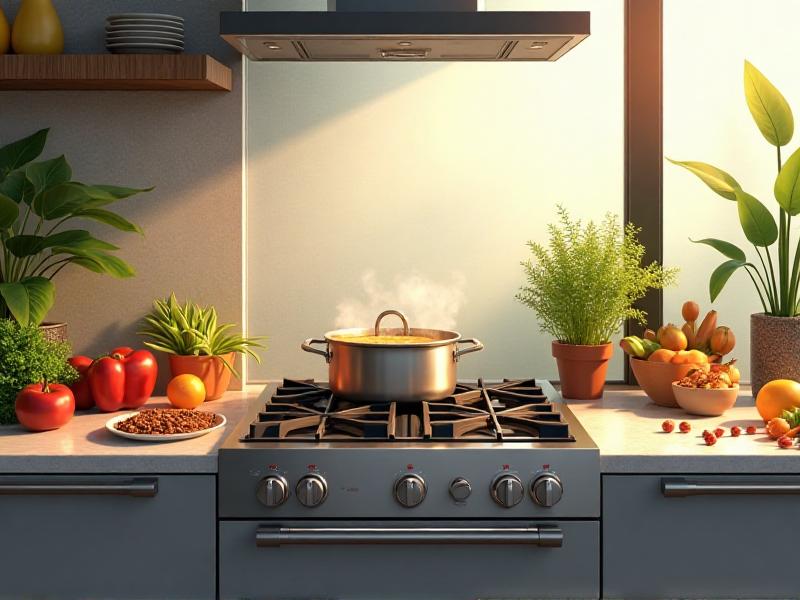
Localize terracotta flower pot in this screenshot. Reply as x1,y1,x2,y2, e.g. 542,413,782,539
751,313,800,399
168,353,235,401
551,341,613,400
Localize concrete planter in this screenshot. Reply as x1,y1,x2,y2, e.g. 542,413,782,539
750,313,800,398
39,322,67,344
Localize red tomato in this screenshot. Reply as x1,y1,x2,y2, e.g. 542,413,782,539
67,355,94,410
15,381,75,432
89,348,157,412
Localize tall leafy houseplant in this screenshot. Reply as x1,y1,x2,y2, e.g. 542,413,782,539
669,61,800,395
0,128,150,326
517,206,676,399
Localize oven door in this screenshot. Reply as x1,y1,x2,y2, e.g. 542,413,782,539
219,520,599,600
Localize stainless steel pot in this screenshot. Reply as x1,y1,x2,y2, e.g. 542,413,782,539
301,309,483,403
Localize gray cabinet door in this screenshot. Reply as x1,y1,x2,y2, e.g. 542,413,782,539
603,474,800,599
0,474,215,600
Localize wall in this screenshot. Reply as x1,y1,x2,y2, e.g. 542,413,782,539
245,0,626,382
1,0,244,391
664,0,800,381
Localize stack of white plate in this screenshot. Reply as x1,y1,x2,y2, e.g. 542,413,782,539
105,13,184,54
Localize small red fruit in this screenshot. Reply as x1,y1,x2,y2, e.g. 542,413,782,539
662,420,675,433
731,426,742,437
679,421,691,433
778,436,793,449
705,435,717,446
714,427,725,438
746,425,757,435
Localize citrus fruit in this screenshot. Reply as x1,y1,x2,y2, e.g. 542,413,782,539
756,379,800,422
167,374,206,409
648,348,675,362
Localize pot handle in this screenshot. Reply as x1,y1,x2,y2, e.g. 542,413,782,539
301,338,331,363
454,338,484,361
374,309,410,336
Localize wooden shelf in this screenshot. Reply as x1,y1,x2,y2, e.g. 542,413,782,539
0,54,232,91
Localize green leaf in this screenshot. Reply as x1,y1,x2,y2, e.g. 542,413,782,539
56,248,135,278
25,155,71,197
0,277,54,326
0,128,48,178
775,145,800,215
710,260,747,302
736,190,778,246
0,170,35,204
690,238,747,261
667,159,741,200
74,208,143,234
5,230,118,258
744,60,794,146
0,193,19,228
78,183,153,203
34,182,93,219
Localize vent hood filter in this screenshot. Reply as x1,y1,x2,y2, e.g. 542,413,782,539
219,10,590,62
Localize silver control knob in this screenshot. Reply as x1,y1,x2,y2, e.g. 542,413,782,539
491,474,524,508
449,477,472,501
530,473,564,507
295,474,328,508
256,475,289,508
394,474,427,508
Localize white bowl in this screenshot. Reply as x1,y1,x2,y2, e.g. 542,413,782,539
672,383,739,417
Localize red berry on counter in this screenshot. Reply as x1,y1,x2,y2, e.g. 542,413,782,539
731,426,742,437
679,421,691,433
746,425,757,435
778,436,794,449
714,427,725,438
705,434,717,446
662,420,675,433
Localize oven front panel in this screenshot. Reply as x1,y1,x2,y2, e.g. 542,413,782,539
219,519,599,599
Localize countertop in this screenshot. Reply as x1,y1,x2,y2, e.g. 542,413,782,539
566,386,800,473
0,387,261,474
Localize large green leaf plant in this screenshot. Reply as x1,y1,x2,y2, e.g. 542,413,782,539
0,128,151,325
669,61,800,316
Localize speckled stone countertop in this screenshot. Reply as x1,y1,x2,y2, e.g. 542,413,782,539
567,386,800,473
0,387,262,474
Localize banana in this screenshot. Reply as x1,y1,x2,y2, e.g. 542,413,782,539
694,310,718,350
681,321,696,349
620,336,647,358
640,339,661,357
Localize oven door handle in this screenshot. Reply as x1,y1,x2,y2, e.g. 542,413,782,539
256,525,563,547
662,477,800,497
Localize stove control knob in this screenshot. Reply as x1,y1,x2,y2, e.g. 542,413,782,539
491,474,524,508
394,474,427,508
256,475,289,508
530,473,563,508
296,474,328,508
449,477,472,502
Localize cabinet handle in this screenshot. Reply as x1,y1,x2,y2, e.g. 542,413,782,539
662,477,800,497
256,525,563,547
0,478,158,497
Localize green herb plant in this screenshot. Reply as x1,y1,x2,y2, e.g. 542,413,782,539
138,293,266,377
0,128,151,326
669,61,800,316
0,319,77,424
516,206,677,345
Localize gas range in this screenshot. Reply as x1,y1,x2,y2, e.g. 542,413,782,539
218,379,601,599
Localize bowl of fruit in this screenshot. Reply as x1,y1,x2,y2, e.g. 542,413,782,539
622,301,738,408
672,364,739,416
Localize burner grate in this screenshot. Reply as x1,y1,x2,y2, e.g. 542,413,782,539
243,378,574,443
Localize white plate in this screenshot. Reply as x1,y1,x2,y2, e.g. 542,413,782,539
107,42,184,49
106,30,184,40
107,13,184,22
107,23,184,33
106,19,185,29
106,37,185,46
107,47,183,54
105,412,226,442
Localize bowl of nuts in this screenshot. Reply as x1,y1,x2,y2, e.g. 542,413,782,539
672,368,739,417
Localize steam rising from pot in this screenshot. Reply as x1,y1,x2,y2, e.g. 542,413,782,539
335,270,466,330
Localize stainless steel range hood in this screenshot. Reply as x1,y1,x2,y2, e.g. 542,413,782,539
220,1,589,62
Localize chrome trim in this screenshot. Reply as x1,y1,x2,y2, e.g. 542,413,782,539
662,477,800,497
0,478,158,497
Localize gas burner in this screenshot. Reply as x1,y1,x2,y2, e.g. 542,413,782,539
243,378,574,443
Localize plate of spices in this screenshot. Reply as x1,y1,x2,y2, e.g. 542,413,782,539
106,408,226,441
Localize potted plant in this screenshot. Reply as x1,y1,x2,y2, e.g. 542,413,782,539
138,294,265,400
516,206,676,399
0,128,150,337
669,61,800,397
0,319,76,425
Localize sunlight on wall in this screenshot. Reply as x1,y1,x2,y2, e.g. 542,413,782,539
245,0,624,381
664,0,800,382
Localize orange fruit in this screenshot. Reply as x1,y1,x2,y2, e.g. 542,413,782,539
756,379,800,422
670,350,692,364
167,374,206,409
648,348,676,362
685,349,709,364
658,325,688,351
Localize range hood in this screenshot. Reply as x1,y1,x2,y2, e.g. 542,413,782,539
220,1,589,62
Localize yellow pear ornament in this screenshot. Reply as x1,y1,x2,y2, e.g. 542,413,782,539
11,0,64,54
0,6,10,54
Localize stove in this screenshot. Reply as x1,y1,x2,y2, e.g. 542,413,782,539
218,378,601,600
